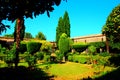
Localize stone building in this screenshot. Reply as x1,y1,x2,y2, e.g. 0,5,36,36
72,34,106,43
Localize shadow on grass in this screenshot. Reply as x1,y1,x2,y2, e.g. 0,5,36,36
0,66,54,80
81,67,120,80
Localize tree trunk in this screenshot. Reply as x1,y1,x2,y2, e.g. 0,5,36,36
15,18,22,68
106,37,109,53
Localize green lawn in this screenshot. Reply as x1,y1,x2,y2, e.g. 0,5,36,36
37,62,115,80
0,60,115,80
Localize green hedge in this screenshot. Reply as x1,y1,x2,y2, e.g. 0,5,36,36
72,43,88,52
27,42,42,54
68,54,89,64
19,42,27,53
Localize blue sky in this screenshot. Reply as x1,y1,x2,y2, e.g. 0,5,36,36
1,0,120,41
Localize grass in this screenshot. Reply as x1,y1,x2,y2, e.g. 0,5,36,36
37,62,115,80
0,60,116,80
37,62,94,79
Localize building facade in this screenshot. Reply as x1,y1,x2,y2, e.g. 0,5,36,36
72,34,106,43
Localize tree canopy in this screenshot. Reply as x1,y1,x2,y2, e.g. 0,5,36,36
0,0,63,34
24,32,33,39
102,4,120,43
36,32,46,40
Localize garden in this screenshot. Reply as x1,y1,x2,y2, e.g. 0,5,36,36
0,1,120,80
0,39,120,80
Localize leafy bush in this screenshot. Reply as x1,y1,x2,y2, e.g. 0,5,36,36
25,54,36,67
44,55,50,62
1,47,6,54
19,42,27,53
68,54,73,61
78,57,88,64
55,50,64,62
40,41,52,53
27,42,42,54
72,42,88,52
36,52,44,60
69,54,89,64
4,47,16,67
92,55,110,66
99,52,110,57
88,45,96,55
89,42,105,49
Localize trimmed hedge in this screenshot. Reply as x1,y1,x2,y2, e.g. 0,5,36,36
27,42,42,54
72,43,88,52
19,42,27,53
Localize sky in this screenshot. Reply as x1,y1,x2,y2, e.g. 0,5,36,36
1,0,120,41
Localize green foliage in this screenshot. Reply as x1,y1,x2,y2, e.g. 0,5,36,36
40,41,52,53
24,32,33,39
27,42,42,54
56,11,70,46
19,42,27,53
58,33,70,56
109,42,120,50
72,42,88,52
102,4,120,43
44,55,50,62
36,32,46,40
99,52,110,57
36,52,44,60
56,17,64,46
89,42,106,49
88,45,96,54
68,54,73,61
25,54,36,67
4,45,16,67
108,54,120,67
4,34,14,38
68,54,89,64
55,50,64,62
1,47,6,54
0,44,1,53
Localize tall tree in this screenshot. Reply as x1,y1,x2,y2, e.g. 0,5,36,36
36,32,46,40
56,17,63,46
102,4,120,52
56,11,70,46
0,0,64,67
63,11,70,37
14,18,25,42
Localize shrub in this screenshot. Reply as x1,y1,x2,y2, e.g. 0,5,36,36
44,55,50,62
4,48,16,67
40,41,52,53
89,42,105,49
1,47,6,54
72,42,88,52
99,52,110,57
88,45,96,55
55,50,64,62
78,57,88,64
36,52,44,60
68,54,73,61
19,42,27,53
25,54,36,67
27,42,42,54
